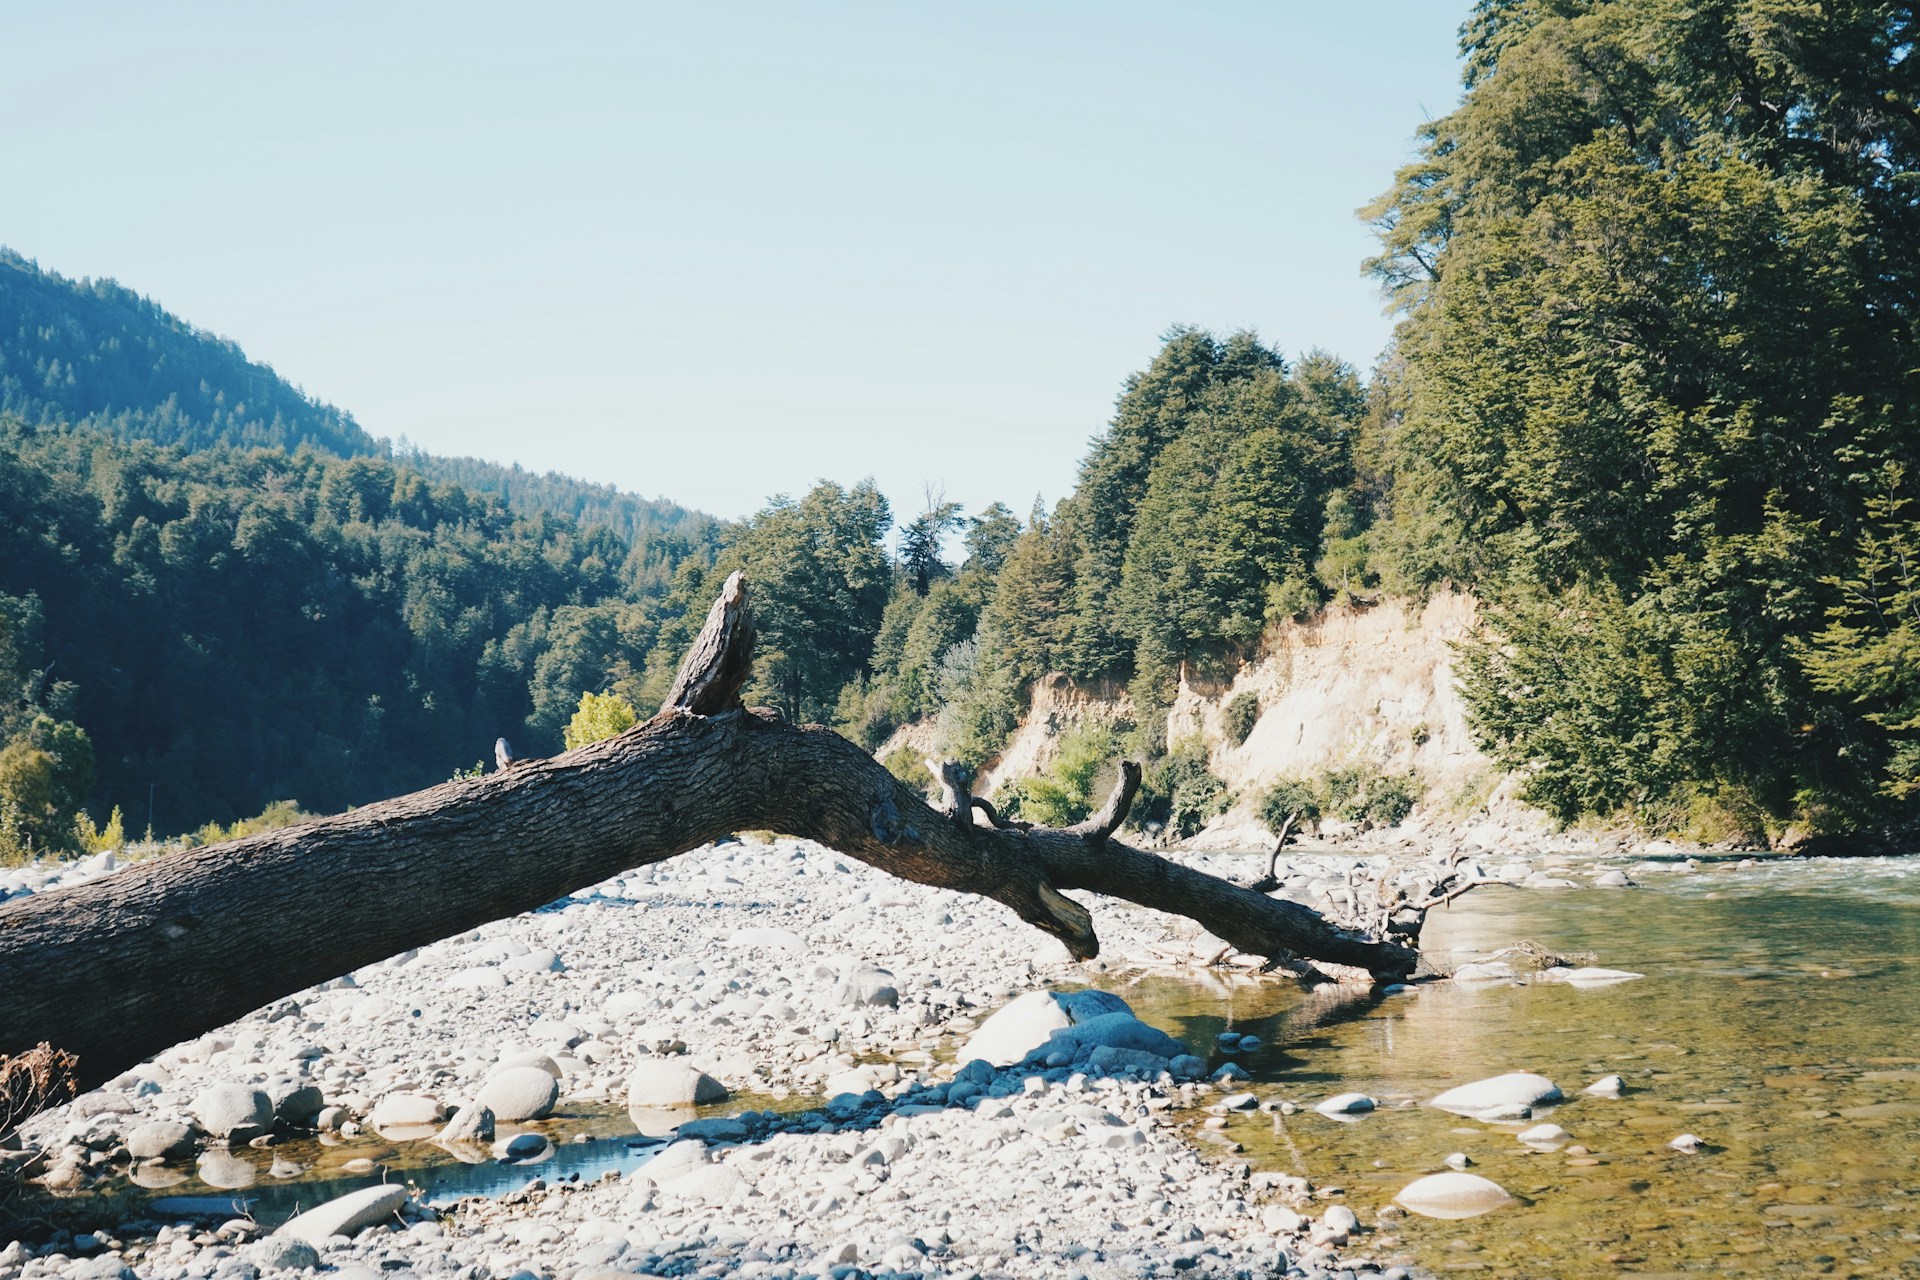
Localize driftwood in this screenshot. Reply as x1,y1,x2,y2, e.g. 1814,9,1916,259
0,572,1416,1106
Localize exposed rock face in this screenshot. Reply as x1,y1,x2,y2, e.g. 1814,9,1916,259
887,591,1522,846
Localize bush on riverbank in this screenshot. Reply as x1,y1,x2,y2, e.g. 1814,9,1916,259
1258,764,1418,838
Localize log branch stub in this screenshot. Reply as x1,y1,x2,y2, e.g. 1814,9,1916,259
661,570,755,715
1247,813,1297,894
927,759,976,834
1068,761,1142,841
968,797,1033,832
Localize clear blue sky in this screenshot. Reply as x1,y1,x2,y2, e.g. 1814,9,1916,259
6,1,1468,523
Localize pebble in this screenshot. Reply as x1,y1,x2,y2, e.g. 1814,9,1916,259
1584,1074,1625,1098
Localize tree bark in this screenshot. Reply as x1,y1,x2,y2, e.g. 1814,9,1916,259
0,572,1416,1099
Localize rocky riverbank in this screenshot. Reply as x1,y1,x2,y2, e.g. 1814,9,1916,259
1,829,1683,1280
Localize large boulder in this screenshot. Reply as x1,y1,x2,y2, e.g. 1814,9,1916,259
267,1080,326,1128
434,1102,495,1145
277,1184,410,1244
833,963,899,1008
476,1066,559,1122
1083,1045,1171,1077
126,1120,196,1161
1029,1011,1186,1064
1394,1172,1516,1219
632,1137,708,1186
626,1061,727,1110
369,1093,446,1130
960,990,1133,1066
1429,1072,1562,1116
189,1084,273,1140
244,1238,320,1272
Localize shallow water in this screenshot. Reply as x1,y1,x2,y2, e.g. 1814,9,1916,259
1113,854,1920,1279
108,1095,785,1225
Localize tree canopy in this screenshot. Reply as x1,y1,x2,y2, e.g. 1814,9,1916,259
1362,0,1920,828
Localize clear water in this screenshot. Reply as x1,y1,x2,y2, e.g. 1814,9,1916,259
1110,855,1920,1279
110,1096,780,1225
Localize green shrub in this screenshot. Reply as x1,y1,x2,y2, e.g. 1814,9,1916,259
564,689,639,750
1364,772,1417,826
998,724,1120,826
0,715,94,861
1137,738,1233,839
1318,764,1419,827
1257,778,1323,836
187,799,312,847
74,805,125,853
881,748,934,800
834,676,902,751
1222,692,1261,746
933,637,1022,768
999,775,1080,826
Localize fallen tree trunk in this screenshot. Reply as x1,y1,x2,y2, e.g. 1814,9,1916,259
0,573,1416,1101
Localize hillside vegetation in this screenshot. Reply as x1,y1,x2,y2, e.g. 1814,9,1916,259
2,0,1916,856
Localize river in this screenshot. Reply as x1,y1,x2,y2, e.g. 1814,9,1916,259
1113,853,1920,1278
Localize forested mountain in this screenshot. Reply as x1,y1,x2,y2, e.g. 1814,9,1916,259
0,250,377,458
0,253,733,849
0,251,718,557
398,450,717,596
0,421,729,843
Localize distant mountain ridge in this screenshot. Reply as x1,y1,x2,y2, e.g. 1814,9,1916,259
400,450,714,556
0,248,378,457
0,248,714,546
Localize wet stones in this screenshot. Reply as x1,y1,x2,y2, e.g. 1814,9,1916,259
434,1101,495,1145
368,1092,446,1130
1395,1172,1516,1219
277,1184,411,1244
